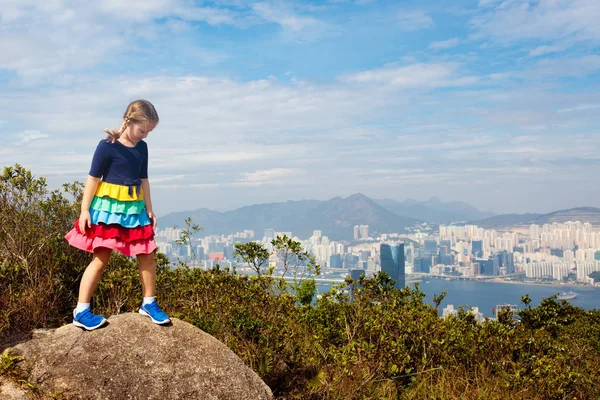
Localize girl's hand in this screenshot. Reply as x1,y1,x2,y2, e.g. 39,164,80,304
78,211,92,234
147,210,157,230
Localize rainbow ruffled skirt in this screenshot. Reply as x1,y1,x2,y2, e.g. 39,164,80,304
65,182,157,256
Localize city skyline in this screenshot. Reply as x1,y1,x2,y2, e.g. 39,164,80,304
1,1,600,215
155,219,600,287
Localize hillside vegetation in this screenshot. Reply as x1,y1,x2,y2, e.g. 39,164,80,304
2,165,600,400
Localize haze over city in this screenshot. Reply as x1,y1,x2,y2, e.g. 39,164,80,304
1,0,599,216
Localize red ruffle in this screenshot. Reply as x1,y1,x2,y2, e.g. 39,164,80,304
65,229,157,257
73,221,154,242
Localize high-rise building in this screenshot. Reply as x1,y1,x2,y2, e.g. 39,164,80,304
380,243,405,288
424,239,438,256
329,254,343,269
342,254,359,269
264,228,275,241
350,268,364,281
476,258,494,276
360,225,369,239
472,240,483,257
354,225,369,239
359,251,370,262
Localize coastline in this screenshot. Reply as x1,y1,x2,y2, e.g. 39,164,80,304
482,278,598,289
419,275,599,289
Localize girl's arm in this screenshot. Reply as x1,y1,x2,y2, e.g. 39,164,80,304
79,175,101,233
141,178,156,230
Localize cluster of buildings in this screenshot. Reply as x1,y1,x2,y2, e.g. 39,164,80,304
432,221,600,284
155,225,406,286
154,220,600,286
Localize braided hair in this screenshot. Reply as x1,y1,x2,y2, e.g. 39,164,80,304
104,100,159,142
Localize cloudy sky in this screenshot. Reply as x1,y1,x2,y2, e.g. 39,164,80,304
1,0,599,216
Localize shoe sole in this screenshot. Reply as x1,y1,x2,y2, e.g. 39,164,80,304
138,308,171,325
73,318,107,331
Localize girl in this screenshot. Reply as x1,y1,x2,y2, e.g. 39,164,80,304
65,99,170,330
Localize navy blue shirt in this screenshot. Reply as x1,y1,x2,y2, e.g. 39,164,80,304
89,139,148,185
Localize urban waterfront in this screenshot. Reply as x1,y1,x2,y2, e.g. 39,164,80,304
318,278,600,318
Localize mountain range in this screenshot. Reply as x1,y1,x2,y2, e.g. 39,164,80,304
158,193,418,241
374,197,494,223
158,193,491,241
468,207,600,228
158,194,600,241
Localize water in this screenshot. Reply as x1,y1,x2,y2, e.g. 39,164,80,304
317,278,600,318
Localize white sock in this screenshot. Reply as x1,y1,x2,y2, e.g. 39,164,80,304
142,296,155,305
73,302,90,318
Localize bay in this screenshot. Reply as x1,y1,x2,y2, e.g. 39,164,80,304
317,278,600,318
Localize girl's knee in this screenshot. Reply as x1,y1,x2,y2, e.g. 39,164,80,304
89,258,108,271
137,253,155,266
90,249,111,270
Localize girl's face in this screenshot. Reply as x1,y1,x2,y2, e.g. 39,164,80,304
128,121,157,143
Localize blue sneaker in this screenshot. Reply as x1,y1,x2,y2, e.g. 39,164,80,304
139,301,171,325
73,309,107,330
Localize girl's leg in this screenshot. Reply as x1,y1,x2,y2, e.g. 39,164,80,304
137,252,156,297
78,247,112,303
137,252,170,324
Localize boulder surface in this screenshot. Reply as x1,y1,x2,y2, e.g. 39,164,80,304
7,313,273,400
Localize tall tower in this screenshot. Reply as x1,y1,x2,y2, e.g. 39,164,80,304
380,243,405,289
360,225,369,239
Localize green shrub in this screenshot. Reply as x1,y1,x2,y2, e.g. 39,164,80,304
2,164,600,399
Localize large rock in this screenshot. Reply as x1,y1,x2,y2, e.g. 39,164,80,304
0,376,30,400
6,313,273,400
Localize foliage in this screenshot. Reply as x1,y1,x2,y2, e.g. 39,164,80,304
233,242,270,276
0,164,89,333
174,217,203,262
233,235,320,304
2,164,600,399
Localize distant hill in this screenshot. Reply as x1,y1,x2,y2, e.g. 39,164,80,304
158,193,419,241
469,207,600,228
302,193,419,240
375,197,495,223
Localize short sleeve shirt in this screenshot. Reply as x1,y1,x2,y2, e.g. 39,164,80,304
89,139,148,184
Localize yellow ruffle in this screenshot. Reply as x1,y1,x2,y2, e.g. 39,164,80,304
95,181,144,201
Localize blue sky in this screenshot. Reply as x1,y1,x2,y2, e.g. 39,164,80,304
1,0,599,216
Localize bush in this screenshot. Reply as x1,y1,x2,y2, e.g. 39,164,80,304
2,164,600,399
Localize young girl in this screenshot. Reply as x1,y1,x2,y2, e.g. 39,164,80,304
65,99,170,330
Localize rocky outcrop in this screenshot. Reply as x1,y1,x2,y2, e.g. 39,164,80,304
6,313,273,400
0,376,30,399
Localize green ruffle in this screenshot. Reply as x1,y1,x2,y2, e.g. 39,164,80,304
90,196,145,215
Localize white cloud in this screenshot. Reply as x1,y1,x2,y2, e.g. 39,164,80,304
472,0,600,45
18,130,50,144
251,2,330,42
0,0,249,79
527,55,600,78
339,63,479,88
397,10,434,31
1,0,600,214
477,0,502,7
557,104,600,113
529,45,564,57
429,37,461,50
235,168,302,186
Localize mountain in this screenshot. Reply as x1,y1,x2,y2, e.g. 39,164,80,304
303,193,419,240
375,197,495,223
158,194,419,241
469,207,600,228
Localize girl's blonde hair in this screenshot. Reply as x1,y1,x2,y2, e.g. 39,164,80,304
104,99,159,141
